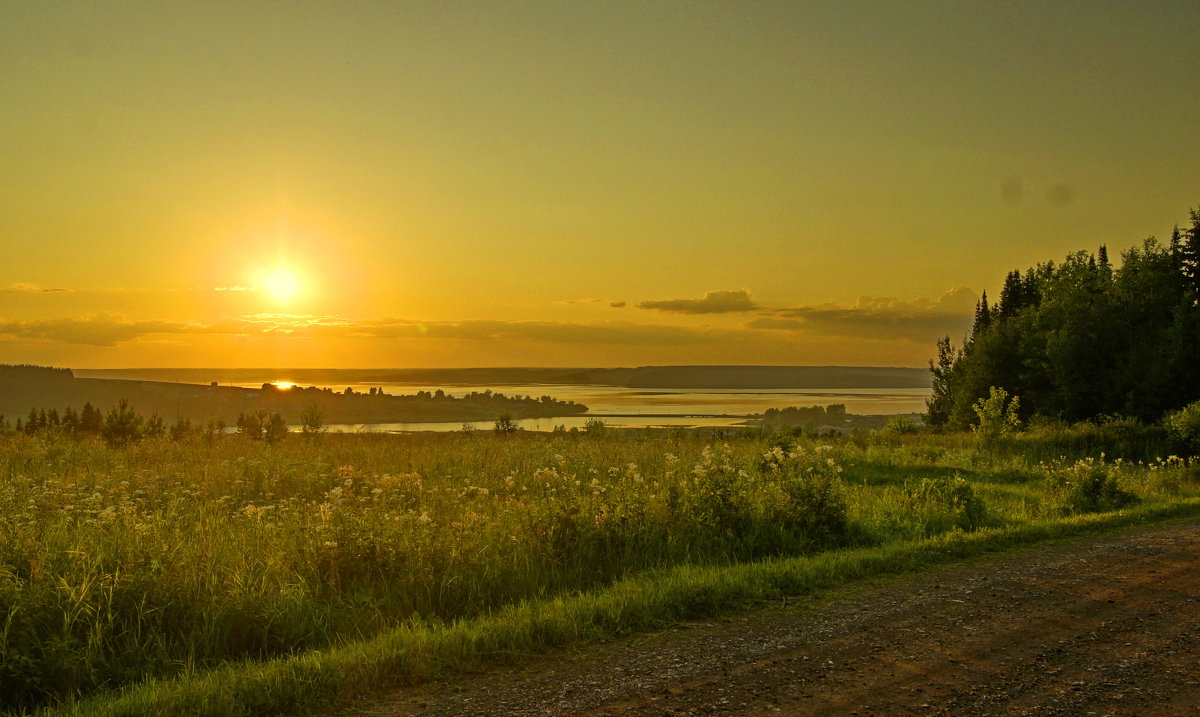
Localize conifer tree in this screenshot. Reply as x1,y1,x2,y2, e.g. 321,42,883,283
929,205,1200,426
80,402,102,433
970,290,991,339
1181,208,1200,297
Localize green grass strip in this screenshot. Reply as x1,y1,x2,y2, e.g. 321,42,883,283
39,498,1200,717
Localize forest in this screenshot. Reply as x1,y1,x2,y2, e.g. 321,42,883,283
927,208,1200,428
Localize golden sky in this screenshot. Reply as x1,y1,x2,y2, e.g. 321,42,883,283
3,1,1198,368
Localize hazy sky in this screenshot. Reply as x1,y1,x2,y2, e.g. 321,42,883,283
3,1,1198,368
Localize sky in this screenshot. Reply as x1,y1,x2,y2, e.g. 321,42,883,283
2,1,1199,369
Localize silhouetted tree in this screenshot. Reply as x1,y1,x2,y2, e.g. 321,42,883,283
143,414,166,438
493,413,519,433
169,416,193,441
970,290,991,341
264,413,288,444
300,404,325,434
80,403,102,434
101,399,143,447
61,407,79,433
236,411,267,440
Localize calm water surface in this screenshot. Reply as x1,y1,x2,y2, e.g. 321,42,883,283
227,380,930,432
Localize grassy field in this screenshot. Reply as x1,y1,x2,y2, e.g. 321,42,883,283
1,423,1197,715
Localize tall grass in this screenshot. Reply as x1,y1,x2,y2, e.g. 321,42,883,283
0,427,1195,713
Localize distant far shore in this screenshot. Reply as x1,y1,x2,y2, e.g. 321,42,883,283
75,365,931,390
0,365,587,427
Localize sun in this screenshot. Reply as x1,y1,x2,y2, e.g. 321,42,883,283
260,267,302,302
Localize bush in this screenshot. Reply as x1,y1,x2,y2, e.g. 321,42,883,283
884,416,922,435
760,443,851,546
1165,400,1200,454
493,414,519,433
300,404,325,434
169,416,194,441
236,411,266,440
903,475,987,532
1016,417,1172,463
264,413,289,444
972,386,1021,440
1044,458,1140,515
100,399,142,447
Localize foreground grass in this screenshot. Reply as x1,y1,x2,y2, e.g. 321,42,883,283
1,426,1196,715
45,502,1200,717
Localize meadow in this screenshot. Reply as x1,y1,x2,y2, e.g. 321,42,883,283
1,421,1198,716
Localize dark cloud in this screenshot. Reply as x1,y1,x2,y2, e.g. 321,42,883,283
1047,183,1076,207
610,301,627,308
748,287,976,342
638,290,758,314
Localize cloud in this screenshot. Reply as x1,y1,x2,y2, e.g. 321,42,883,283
1,283,71,293
0,316,202,346
351,319,730,345
638,290,758,314
558,298,628,309
1,288,974,349
0,314,734,347
749,287,976,342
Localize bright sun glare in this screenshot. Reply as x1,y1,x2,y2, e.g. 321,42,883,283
261,267,302,302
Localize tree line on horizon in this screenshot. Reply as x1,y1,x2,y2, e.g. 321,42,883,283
1,400,321,447
927,207,1200,428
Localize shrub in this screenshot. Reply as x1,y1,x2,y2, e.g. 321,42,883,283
100,399,142,447
300,404,326,434
493,413,519,433
236,411,266,440
1043,458,1140,515
972,386,1021,440
903,475,987,532
169,416,193,441
1164,400,1200,454
761,443,851,546
884,415,922,435
143,413,166,438
264,413,289,444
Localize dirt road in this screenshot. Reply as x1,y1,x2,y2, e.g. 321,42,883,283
335,520,1200,716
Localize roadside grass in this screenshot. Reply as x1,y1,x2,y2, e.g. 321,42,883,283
43,501,1200,717
0,426,1196,716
